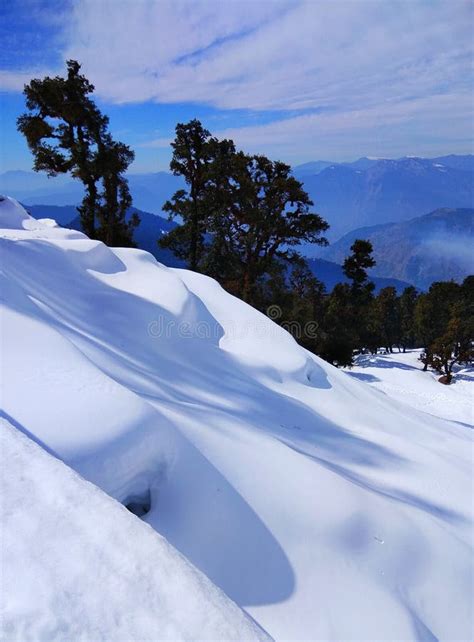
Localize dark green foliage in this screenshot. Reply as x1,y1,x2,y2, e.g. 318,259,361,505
318,283,358,367
343,239,376,296
160,120,329,303
417,277,474,381
414,281,461,370
320,239,377,362
276,263,327,354
207,153,329,302
17,60,137,246
160,120,216,270
374,287,401,353
399,286,419,351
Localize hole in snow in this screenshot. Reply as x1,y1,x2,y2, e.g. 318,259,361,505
125,488,151,517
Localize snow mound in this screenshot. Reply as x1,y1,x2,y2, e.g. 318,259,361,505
0,420,269,641
1,198,473,641
0,194,33,228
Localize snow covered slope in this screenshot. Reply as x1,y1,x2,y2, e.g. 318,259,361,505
1,196,473,641
347,350,473,426
0,419,269,641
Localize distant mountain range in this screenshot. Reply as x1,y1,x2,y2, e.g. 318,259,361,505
24,203,412,293
1,170,184,214
305,258,411,294
322,207,474,289
293,154,474,176
3,154,472,242
293,155,473,242
6,153,472,291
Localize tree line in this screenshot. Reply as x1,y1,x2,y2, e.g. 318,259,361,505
18,61,473,382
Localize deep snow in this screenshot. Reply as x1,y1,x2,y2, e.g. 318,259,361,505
0,419,270,641
1,196,473,641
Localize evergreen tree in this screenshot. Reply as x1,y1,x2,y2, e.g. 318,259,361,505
283,263,326,353
374,286,401,353
198,139,243,284
426,301,473,383
343,239,376,295
17,60,137,246
363,298,383,355
460,275,474,306
160,120,216,270
160,124,329,304
205,153,329,303
415,281,460,370
319,283,358,366
342,239,376,352
399,286,418,352
421,276,473,382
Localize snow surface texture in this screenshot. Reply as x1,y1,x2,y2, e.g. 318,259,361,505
347,350,473,427
1,196,473,641
0,419,270,642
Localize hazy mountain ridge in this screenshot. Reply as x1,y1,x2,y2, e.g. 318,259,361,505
295,156,473,242
5,153,472,289
323,207,474,289
3,155,472,233
1,171,184,214
293,154,474,176
306,258,412,293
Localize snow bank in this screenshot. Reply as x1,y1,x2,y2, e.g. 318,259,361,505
1,198,473,641
0,194,33,228
0,420,269,641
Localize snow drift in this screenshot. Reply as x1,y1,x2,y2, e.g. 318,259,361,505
1,196,472,641
0,419,269,641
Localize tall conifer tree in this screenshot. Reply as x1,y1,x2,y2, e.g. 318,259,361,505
17,60,137,246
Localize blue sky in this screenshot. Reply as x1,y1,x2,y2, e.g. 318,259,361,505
1,0,473,174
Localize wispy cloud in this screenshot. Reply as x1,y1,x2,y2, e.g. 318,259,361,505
209,91,474,162
140,136,173,149
0,68,58,92
56,0,473,112
1,0,473,163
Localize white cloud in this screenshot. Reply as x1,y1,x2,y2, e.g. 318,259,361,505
0,68,58,92
54,0,473,112
143,91,474,162
2,0,473,161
